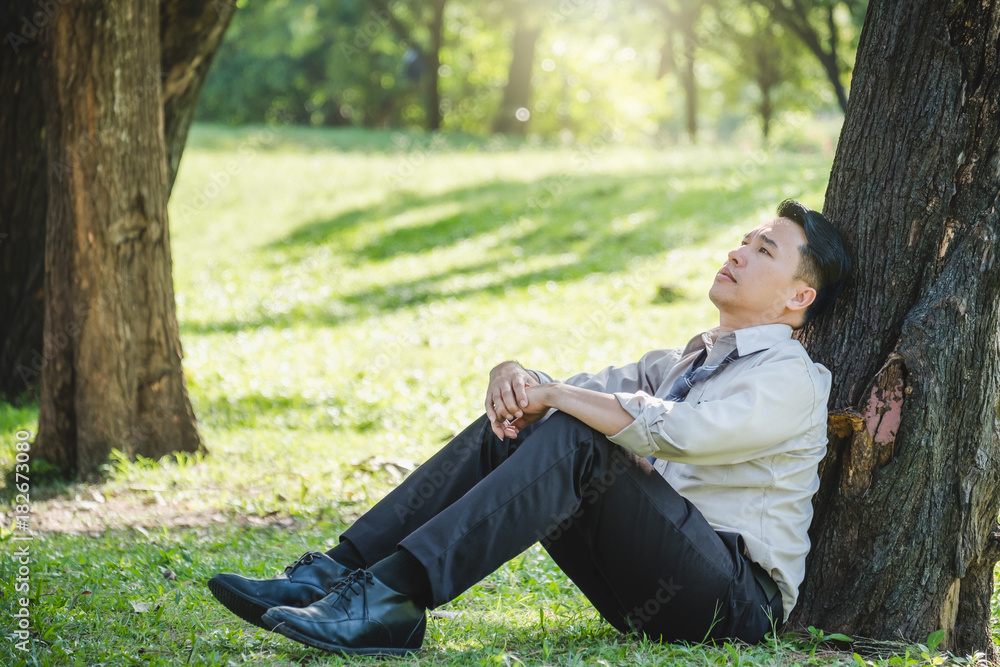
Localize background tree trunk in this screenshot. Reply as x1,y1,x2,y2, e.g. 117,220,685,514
791,0,1000,658
35,0,202,478
649,0,704,143
679,27,698,142
425,0,447,131
494,22,542,135
0,1,48,403
764,0,851,112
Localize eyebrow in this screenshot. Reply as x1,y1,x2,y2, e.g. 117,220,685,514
759,234,779,250
743,231,781,251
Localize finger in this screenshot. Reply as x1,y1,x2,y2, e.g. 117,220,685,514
486,387,505,421
513,381,529,408
489,392,510,421
491,420,507,441
498,386,522,420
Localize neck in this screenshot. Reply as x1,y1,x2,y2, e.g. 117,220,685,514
718,312,795,333
717,313,755,333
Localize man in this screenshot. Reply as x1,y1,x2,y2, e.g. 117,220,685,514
208,199,851,656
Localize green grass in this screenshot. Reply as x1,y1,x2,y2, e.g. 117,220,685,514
0,121,983,665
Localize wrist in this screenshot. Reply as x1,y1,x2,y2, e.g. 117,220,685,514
539,382,562,410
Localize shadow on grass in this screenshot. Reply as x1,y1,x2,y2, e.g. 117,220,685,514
192,390,392,433
181,160,796,334
272,165,756,260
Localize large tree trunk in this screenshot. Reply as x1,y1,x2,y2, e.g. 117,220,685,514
36,0,202,478
0,0,234,403
790,0,1000,658
0,1,48,403
493,22,542,135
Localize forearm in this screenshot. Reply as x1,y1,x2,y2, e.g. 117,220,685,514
537,383,634,437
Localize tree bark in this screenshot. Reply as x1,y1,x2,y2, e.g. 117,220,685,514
790,0,1000,658
0,1,48,403
36,0,202,478
494,21,542,135
0,0,234,403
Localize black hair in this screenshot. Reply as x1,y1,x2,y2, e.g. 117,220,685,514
776,199,852,325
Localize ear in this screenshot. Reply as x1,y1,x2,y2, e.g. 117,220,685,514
786,282,817,314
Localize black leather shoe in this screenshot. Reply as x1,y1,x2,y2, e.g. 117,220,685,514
208,552,350,629
261,569,426,656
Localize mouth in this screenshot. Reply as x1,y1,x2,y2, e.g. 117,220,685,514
717,266,736,283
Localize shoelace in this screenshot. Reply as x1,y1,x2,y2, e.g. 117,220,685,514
323,569,374,618
283,551,316,577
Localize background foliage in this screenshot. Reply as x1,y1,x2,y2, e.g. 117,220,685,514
197,0,866,142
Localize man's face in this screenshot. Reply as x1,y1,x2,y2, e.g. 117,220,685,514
708,217,814,330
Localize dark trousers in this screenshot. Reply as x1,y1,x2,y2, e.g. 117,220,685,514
341,412,782,644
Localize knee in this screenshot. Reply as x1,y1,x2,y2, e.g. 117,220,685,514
527,411,617,457
537,411,594,436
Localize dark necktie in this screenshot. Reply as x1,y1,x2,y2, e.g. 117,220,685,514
664,347,742,402
646,346,749,465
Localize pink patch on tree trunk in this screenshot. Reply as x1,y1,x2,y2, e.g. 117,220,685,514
863,377,905,446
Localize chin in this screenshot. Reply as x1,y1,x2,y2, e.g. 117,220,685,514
707,285,729,306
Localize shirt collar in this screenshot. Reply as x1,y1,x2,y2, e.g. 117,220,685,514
732,323,793,356
686,323,792,359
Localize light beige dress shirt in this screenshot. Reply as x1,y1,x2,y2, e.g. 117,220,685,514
532,323,830,621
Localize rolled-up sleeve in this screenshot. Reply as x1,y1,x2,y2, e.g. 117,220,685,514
608,356,819,465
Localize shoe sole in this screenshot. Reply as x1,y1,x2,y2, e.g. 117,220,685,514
263,617,420,656
207,576,271,630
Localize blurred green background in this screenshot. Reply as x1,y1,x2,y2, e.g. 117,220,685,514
196,0,864,144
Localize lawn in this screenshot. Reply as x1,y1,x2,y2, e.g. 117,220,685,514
0,120,985,665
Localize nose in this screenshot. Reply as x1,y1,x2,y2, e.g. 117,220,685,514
727,245,745,266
